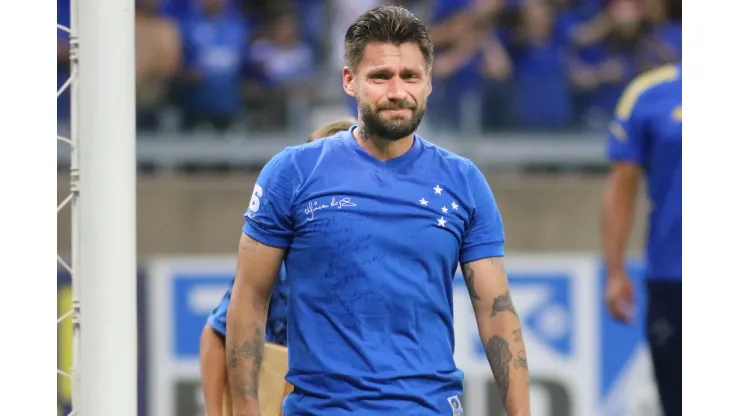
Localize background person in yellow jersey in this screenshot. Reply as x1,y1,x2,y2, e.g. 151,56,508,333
198,117,357,416
601,63,682,416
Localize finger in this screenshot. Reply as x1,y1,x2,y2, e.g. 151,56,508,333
607,302,626,322
607,297,632,323
618,301,635,323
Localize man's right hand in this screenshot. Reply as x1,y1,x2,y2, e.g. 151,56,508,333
605,271,636,323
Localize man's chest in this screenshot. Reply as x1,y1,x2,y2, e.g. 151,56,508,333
650,99,682,144
289,172,472,261
646,96,681,173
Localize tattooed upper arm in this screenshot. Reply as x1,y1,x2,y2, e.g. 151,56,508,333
239,233,265,253
234,232,285,301
488,256,506,275
462,262,482,301
461,256,507,303
491,290,519,319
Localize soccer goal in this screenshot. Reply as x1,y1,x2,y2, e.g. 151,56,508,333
57,0,137,414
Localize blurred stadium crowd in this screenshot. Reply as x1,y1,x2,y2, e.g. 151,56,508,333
57,0,681,135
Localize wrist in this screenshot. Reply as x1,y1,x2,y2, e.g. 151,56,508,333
605,262,626,277
231,396,260,415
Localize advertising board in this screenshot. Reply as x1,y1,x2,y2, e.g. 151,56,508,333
147,255,660,416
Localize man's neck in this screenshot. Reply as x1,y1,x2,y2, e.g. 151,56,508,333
353,126,414,161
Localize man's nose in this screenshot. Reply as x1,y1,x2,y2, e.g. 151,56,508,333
386,77,408,100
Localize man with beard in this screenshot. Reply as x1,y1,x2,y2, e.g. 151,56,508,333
225,5,531,416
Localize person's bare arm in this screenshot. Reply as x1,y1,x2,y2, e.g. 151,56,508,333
433,29,481,77
200,323,229,416
462,256,530,415
225,233,285,416
566,49,600,92
429,11,474,47
571,13,612,46
601,162,641,276
480,32,512,80
153,19,182,76
58,40,70,65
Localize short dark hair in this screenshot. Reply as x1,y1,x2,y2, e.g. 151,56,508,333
344,5,434,71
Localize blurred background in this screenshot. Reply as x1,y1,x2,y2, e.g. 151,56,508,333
57,0,680,414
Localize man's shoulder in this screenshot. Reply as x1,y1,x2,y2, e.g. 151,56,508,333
417,136,477,175
283,134,346,162
616,64,681,120
265,134,347,180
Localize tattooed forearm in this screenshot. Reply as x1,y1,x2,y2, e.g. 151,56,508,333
226,328,265,398
226,328,265,368
514,351,528,370
462,264,481,301
471,256,530,412
485,335,513,404
491,290,519,320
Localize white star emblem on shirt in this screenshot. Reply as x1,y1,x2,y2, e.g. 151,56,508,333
451,201,459,210
437,217,447,227
441,206,448,214
433,185,443,195
419,198,429,206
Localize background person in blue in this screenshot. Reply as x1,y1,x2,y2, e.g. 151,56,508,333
226,5,531,416
178,0,248,132
601,63,681,416
198,117,356,416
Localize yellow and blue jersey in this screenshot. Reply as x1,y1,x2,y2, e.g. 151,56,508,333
606,64,682,281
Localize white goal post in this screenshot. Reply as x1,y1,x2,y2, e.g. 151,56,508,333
58,0,138,414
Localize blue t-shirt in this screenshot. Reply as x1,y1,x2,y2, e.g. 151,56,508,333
606,64,682,281
243,128,505,415
508,39,573,128
249,40,316,87
180,13,248,116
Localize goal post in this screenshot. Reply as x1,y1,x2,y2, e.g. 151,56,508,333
75,0,138,414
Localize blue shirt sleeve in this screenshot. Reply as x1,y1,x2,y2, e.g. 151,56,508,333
606,81,652,166
242,149,299,248
266,263,289,346
459,163,505,263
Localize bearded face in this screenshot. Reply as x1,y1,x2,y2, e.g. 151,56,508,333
343,41,432,142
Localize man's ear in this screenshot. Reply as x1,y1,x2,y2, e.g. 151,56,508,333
342,67,356,97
